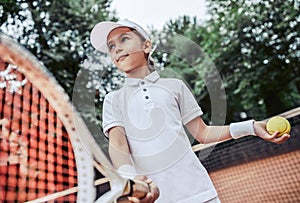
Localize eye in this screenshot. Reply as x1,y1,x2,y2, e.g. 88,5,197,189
108,43,115,51
121,36,130,43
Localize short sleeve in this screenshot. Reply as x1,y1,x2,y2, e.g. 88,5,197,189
178,80,203,125
102,92,124,137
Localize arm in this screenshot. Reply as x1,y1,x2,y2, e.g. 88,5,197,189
108,126,160,203
185,117,231,144
108,126,132,170
186,117,290,144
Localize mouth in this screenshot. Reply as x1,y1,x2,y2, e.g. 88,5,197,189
116,54,129,62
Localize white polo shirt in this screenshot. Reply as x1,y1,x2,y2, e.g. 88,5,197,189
103,71,218,202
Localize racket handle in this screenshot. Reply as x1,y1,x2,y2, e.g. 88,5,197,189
117,179,150,203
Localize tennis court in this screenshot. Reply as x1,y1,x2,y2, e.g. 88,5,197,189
1,56,299,202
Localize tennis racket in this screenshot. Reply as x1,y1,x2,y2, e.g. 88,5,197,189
0,32,149,202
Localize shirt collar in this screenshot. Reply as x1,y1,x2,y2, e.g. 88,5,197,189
124,71,160,86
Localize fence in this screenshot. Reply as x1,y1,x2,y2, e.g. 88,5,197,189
194,109,300,203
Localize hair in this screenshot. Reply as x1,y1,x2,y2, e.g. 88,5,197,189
131,29,156,72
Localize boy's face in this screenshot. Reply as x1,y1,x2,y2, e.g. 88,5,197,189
107,27,148,73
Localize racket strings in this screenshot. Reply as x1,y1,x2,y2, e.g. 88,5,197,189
0,61,77,202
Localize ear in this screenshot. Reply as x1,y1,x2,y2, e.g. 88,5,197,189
143,40,152,54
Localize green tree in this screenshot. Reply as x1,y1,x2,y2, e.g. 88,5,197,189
0,0,117,149
1,0,115,94
154,16,227,124
207,0,300,119
157,0,300,122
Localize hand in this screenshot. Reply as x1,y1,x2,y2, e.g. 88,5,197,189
128,176,160,203
254,121,290,144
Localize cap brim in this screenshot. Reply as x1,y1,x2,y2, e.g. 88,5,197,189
90,21,123,53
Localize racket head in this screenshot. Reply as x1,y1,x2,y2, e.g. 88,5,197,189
0,32,127,202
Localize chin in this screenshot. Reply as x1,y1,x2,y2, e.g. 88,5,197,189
117,63,148,74
118,66,133,72
117,63,132,71
119,65,138,73
124,68,137,74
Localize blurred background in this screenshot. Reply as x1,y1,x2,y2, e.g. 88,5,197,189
1,1,300,202
1,0,299,126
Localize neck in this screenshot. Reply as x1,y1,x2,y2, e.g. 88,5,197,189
125,66,151,78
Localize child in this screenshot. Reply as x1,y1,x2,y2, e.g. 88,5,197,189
90,20,290,203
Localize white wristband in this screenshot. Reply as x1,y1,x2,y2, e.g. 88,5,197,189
117,164,137,179
229,119,256,139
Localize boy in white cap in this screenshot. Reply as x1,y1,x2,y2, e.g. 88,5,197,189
90,20,290,203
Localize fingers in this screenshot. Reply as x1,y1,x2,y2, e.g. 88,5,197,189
129,176,159,203
271,133,291,144
263,131,280,140
254,120,291,145
129,192,156,203
134,175,148,182
262,131,291,144
149,182,160,200
254,121,273,140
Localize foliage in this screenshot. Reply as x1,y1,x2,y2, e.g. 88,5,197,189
157,0,300,122
208,0,300,119
0,0,117,148
1,0,115,94
76,50,125,124
1,0,300,130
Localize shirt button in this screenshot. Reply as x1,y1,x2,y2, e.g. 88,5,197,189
143,88,147,91
145,96,149,99
141,81,145,85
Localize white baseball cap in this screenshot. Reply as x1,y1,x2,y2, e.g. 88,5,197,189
90,19,150,53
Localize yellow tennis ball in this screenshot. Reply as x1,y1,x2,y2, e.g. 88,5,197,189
266,116,291,137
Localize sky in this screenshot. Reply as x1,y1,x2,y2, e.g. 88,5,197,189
110,0,209,30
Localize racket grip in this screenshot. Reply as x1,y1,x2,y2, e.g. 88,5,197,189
117,179,150,203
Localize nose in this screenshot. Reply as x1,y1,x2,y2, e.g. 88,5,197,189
115,44,123,54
